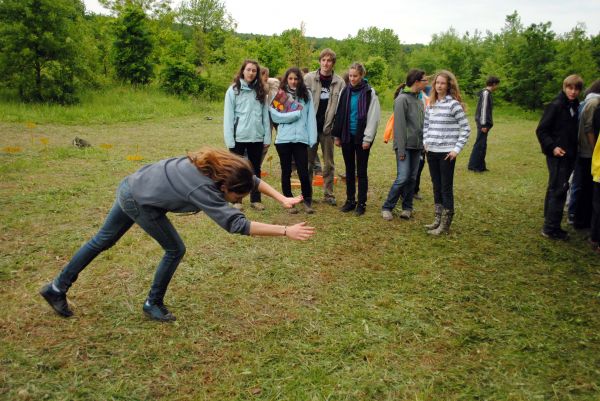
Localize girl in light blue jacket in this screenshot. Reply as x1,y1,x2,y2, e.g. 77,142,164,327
224,60,271,210
270,67,318,213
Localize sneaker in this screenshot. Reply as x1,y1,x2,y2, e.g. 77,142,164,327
340,200,356,213
304,202,315,214
323,196,337,206
381,210,393,221
39,283,73,317
413,193,422,200
250,202,265,211
355,204,366,216
400,209,412,220
143,300,176,322
567,214,575,225
288,206,299,214
231,202,243,211
541,229,569,241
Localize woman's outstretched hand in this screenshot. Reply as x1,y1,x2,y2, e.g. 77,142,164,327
281,195,303,209
285,222,315,240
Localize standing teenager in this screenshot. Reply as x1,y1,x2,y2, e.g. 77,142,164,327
536,74,583,240
468,76,500,172
40,148,315,322
332,62,381,215
423,70,471,235
304,48,346,206
224,60,271,211
381,69,428,221
270,67,318,214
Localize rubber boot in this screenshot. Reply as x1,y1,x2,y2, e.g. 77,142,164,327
424,204,443,229
427,209,454,235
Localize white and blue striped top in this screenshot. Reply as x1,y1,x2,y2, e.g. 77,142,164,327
423,95,471,154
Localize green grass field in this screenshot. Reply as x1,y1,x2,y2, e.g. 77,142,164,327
1,89,599,400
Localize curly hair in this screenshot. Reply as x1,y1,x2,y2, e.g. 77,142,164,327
187,147,254,194
232,60,267,104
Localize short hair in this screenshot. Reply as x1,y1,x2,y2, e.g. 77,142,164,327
319,48,337,64
486,76,500,87
563,74,583,91
584,79,600,96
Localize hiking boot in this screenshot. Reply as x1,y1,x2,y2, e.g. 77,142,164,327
340,200,356,213
304,202,315,214
40,283,73,317
288,206,299,214
323,196,337,206
400,209,412,220
250,202,265,211
355,203,366,216
381,210,393,221
541,229,569,241
424,204,443,229
413,192,422,200
143,300,176,322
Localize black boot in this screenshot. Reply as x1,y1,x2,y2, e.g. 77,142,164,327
40,283,73,317
340,200,356,212
355,203,366,216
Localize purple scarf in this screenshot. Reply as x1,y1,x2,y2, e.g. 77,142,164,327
340,80,370,143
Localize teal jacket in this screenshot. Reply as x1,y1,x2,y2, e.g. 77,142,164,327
270,92,318,147
223,80,271,149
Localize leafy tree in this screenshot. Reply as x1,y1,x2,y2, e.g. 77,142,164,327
112,4,154,85
552,24,600,89
159,32,199,95
0,0,93,103
281,24,313,69
99,0,172,17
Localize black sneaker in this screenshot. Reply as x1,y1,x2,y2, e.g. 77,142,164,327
143,300,176,322
39,283,73,317
355,204,366,216
340,201,356,212
541,229,569,241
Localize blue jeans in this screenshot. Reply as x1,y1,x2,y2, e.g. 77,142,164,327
54,179,186,304
427,151,456,211
382,148,422,211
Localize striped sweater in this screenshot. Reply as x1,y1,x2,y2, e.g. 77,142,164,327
423,95,471,154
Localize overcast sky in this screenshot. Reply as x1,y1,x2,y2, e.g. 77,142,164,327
84,0,600,44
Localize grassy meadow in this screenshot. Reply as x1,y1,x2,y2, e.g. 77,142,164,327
1,88,599,400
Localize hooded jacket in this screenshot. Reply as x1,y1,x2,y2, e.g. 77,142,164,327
223,79,271,149
270,91,318,147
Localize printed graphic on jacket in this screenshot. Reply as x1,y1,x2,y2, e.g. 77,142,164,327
271,89,303,113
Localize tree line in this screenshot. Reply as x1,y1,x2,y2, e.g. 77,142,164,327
0,0,598,109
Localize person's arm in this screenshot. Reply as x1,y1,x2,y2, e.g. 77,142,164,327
249,221,314,240
269,107,302,124
393,95,408,159
362,89,381,148
256,179,302,208
450,101,471,156
536,102,559,156
261,101,271,147
305,94,318,147
223,87,236,149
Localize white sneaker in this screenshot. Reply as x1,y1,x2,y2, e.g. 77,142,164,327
381,210,393,221
400,209,412,219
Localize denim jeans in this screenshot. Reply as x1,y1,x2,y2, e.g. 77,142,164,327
54,179,186,304
341,142,371,205
468,126,489,171
568,156,593,228
382,148,421,211
543,155,575,232
427,151,456,211
276,142,312,203
230,141,264,203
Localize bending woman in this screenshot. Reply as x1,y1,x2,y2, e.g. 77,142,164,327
423,70,471,235
40,148,315,322
224,59,271,211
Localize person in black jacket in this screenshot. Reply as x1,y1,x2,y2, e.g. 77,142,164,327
468,76,500,172
536,75,583,240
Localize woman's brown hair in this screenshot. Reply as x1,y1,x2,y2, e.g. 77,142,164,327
430,70,466,110
187,148,254,194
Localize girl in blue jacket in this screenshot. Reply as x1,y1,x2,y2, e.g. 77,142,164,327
270,67,318,214
224,60,271,211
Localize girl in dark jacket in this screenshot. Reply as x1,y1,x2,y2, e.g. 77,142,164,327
332,63,381,216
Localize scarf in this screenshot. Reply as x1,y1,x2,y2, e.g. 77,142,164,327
339,80,371,143
285,85,297,100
